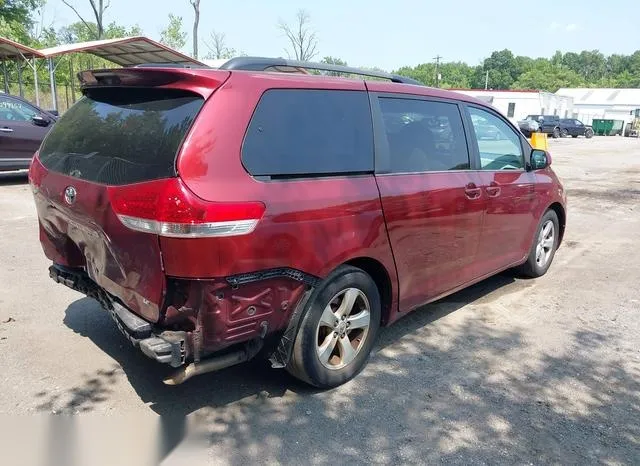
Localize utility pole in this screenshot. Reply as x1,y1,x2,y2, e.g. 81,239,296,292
434,55,442,88
485,70,489,90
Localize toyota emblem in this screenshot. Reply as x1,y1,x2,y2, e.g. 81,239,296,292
64,186,77,205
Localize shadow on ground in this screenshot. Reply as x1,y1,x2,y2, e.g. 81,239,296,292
36,272,640,463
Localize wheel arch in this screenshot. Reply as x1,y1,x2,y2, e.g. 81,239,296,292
548,202,566,246
344,257,394,326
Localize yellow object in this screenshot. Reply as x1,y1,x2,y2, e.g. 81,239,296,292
530,132,549,150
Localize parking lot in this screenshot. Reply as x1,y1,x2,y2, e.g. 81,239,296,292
1,137,639,463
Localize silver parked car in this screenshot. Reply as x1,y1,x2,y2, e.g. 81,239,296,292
517,116,540,137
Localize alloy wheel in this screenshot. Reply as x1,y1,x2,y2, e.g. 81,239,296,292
535,220,555,268
315,288,371,370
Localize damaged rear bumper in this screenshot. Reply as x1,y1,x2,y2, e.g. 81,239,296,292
49,263,316,384
50,264,188,368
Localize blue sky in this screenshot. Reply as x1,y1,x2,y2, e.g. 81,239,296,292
43,0,640,71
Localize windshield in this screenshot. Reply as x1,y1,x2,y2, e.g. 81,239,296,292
39,88,204,185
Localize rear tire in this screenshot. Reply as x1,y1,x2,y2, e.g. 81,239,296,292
286,265,381,388
517,210,559,278
552,127,561,138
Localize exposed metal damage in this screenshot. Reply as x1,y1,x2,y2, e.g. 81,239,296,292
49,263,316,384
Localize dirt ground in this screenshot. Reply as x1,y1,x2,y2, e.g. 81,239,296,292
0,137,639,464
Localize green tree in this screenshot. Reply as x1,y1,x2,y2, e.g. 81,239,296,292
320,56,348,76
550,50,563,67
105,21,142,38
160,14,187,51
606,54,630,76
0,0,43,44
394,63,436,86
53,20,144,108
514,55,535,75
396,61,474,88
61,0,109,40
512,63,585,92
321,56,347,66
615,70,640,88
577,50,606,81
438,62,474,88
481,49,518,89
0,0,38,23
627,51,640,79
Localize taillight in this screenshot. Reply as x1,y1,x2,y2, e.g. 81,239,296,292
28,152,45,191
108,178,265,238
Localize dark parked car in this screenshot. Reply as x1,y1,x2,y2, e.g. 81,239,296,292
29,59,567,388
559,118,594,138
0,94,57,171
524,114,562,138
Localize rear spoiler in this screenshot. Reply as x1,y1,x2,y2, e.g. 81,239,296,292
77,68,230,98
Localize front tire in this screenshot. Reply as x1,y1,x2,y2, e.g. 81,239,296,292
517,210,559,278
585,128,594,139
552,127,561,138
287,265,381,388
560,128,569,138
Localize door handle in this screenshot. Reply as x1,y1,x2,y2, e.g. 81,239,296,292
0,127,14,133
486,182,501,197
464,183,482,200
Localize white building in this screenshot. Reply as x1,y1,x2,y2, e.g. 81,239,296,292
452,89,574,124
555,88,640,126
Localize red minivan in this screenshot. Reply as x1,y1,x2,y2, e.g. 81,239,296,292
29,58,566,388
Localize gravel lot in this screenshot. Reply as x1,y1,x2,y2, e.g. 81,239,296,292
1,137,639,464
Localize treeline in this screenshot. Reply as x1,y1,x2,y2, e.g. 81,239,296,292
0,1,143,109
2,1,639,108
394,49,640,92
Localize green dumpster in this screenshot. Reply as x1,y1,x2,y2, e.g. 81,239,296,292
592,119,625,136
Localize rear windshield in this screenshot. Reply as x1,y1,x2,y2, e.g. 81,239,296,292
39,88,204,185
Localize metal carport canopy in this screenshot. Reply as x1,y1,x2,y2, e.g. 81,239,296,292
0,37,46,102
38,36,206,67
0,37,44,60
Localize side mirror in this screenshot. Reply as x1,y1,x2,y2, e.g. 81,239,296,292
531,149,551,170
32,115,50,127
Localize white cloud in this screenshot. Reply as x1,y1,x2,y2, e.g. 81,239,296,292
566,23,579,32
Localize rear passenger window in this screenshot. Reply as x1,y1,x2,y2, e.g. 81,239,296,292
242,89,373,177
378,98,470,173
